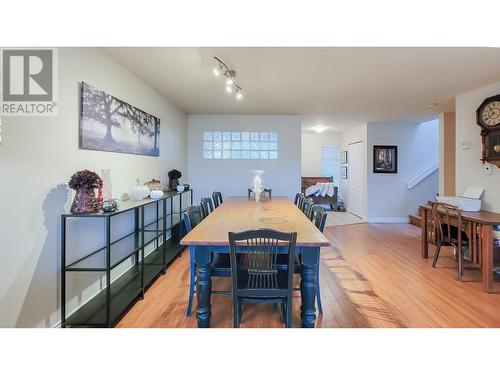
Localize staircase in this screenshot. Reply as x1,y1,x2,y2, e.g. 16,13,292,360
409,207,423,227
407,161,439,228
409,201,435,228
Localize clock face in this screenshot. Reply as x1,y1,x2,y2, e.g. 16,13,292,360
481,100,500,127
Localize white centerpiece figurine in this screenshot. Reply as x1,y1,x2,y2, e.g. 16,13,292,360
249,170,266,202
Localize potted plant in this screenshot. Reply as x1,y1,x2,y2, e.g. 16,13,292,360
167,169,182,190
68,169,103,214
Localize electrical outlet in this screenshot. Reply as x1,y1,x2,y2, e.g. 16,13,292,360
483,163,492,175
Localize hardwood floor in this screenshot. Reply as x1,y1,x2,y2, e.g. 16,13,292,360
117,223,500,328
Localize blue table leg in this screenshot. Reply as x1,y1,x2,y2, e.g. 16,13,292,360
195,245,212,328
300,246,319,328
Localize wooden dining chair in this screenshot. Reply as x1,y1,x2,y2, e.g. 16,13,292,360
200,197,214,218
296,195,306,211
183,205,231,316
302,197,314,217
247,188,272,198
292,205,327,314
212,191,223,208
430,201,469,280
228,229,297,328
294,192,304,206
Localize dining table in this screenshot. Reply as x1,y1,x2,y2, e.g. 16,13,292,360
180,196,331,328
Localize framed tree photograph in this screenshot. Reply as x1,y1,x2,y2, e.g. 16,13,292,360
341,166,348,179
341,150,348,164
373,145,398,173
79,82,160,156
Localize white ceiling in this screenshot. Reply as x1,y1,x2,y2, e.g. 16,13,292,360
103,47,500,132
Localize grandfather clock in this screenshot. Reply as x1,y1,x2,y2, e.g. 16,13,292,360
476,94,500,167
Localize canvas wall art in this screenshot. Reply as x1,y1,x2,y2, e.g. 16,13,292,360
373,145,398,173
79,82,160,156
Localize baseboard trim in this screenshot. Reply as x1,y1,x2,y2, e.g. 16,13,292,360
367,217,409,224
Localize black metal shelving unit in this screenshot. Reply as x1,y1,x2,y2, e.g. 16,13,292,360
61,189,193,328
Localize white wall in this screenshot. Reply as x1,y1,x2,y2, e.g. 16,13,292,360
456,80,500,212
0,48,188,327
367,119,439,222
301,132,342,176
339,124,368,219
188,115,301,203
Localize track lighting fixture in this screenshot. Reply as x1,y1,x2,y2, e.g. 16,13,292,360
213,56,244,101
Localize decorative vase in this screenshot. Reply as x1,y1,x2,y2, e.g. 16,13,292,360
132,178,150,200
249,169,266,202
101,169,112,201
169,178,179,190
70,187,98,214
101,200,118,212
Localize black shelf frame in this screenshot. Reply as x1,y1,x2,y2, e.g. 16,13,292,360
61,189,193,328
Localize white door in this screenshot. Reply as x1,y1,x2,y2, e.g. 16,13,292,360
348,141,364,218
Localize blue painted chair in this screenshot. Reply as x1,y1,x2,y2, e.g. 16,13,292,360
183,205,231,316
302,197,314,218
212,191,223,208
294,192,304,206
200,197,214,218
279,204,327,315
309,205,327,315
228,229,297,328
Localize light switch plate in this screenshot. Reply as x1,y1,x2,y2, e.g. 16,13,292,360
483,163,492,175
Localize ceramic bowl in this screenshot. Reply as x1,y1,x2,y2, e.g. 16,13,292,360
150,190,164,199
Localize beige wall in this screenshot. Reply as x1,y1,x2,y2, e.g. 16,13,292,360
0,48,188,327
439,112,456,196
301,131,342,177
456,80,500,212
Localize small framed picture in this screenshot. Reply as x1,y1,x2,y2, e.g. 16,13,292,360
341,166,348,179
341,151,348,164
373,145,398,173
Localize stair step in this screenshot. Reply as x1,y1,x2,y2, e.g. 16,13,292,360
409,214,422,228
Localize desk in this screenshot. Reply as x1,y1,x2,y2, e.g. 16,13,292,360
420,205,500,293
180,196,331,327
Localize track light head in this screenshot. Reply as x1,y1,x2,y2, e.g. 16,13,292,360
213,57,244,100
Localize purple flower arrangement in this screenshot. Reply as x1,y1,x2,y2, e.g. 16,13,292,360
68,169,103,214
68,169,103,190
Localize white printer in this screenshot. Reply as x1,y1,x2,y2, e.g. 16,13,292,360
436,186,484,212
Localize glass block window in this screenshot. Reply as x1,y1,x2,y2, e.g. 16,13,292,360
202,131,278,159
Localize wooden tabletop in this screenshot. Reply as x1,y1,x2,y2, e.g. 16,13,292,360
180,196,331,247
420,205,500,225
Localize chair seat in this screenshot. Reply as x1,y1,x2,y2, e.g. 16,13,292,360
441,225,468,242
